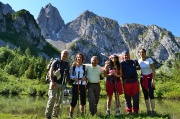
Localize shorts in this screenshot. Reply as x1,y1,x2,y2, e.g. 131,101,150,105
106,80,123,96
123,81,139,96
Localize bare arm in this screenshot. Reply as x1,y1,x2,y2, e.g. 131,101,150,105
114,64,122,78
136,60,141,70
103,68,108,77
49,67,55,82
103,61,109,77
150,63,156,87
150,63,156,81
49,67,56,89
119,64,122,78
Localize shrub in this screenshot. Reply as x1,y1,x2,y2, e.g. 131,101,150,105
27,86,37,96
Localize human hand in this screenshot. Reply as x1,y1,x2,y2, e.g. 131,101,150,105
71,62,77,67
109,70,113,75
82,77,87,81
104,61,110,69
73,78,78,82
151,80,155,88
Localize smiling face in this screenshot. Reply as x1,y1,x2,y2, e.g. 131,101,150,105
76,54,83,64
138,49,146,58
61,50,69,61
111,55,118,63
91,56,98,66
123,53,130,61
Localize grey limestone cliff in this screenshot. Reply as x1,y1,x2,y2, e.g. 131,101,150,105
37,4,180,64
37,3,65,40
1,2,179,64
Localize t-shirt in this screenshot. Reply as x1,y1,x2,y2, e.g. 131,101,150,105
138,57,153,75
51,60,69,84
85,64,103,83
121,60,139,80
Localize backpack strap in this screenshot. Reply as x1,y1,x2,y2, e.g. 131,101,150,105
72,64,86,76
54,59,61,71
72,65,76,76
57,59,61,68
82,65,86,76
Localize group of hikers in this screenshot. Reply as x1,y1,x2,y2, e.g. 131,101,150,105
44,48,156,119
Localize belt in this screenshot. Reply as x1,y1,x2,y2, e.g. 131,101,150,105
123,78,138,83
88,82,99,84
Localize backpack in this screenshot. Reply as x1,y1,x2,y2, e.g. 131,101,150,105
69,65,86,85
46,58,60,83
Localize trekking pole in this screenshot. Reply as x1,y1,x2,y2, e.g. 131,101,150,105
84,71,87,114
114,68,120,114
56,69,67,116
115,81,120,108
77,71,80,115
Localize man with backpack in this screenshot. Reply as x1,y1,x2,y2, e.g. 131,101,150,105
45,50,70,119
120,50,140,115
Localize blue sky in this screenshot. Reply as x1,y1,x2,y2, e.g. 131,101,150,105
1,0,180,37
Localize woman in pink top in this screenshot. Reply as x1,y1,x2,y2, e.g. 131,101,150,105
104,54,123,116
138,48,156,116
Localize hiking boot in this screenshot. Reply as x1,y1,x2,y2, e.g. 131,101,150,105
69,112,73,119
147,111,151,115
127,112,132,115
116,110,121,116
53,116,58,119
46,116,51,119
133,112,138,115
151,111,156,116
81,112,85,116
106,110,110,116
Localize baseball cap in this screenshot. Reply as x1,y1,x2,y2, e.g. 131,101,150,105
122,50,129,54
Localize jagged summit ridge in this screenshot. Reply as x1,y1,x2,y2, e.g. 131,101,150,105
0,2,179,64
0,2,15,14
37,3,65,40
39,3,179,64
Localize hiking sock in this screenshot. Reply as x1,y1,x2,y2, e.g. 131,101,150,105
106,109,110,115
145,100,150,112
116,107,120,115
69,112,73,118
150,99,155,111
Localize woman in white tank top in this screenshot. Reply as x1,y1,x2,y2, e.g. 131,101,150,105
138,48,156,116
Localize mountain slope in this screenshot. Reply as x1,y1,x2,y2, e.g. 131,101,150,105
1,2,179,65
37,4,180,64
0,2,59,58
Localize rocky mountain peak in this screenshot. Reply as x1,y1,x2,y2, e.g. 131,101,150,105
0,2,15,15
79,10,96,19
36,3,65,40
0,2,14,32
45,3,53,9
1,1,179,65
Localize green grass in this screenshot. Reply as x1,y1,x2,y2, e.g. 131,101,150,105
0,95,175,119
0,112,170,119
